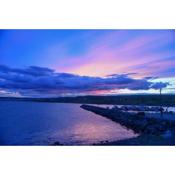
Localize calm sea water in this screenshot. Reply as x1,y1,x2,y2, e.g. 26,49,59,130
0,101,137,145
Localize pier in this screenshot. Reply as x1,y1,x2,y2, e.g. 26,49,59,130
80,105,175,136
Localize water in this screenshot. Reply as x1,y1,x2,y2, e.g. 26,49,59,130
0,101,137,145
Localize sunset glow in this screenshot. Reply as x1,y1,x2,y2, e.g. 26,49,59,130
0,30,175,96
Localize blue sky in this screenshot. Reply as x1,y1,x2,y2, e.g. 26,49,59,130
0,30,175,97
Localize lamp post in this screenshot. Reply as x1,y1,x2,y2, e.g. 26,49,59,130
160,88,163,117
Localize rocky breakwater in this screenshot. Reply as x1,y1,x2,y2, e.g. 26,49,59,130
80,105,175,136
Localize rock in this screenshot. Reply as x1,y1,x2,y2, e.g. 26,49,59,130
53,141,63,145
81,105,175,136
162,130,173,138
137,112,145,117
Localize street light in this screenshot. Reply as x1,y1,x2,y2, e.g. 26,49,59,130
160,88,163,117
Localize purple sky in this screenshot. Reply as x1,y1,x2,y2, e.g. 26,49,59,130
0,30,175,97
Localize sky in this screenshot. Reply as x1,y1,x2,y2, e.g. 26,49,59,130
0,29,175,97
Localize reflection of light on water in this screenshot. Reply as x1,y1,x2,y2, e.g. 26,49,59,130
0,102,139,145
52,116,138,145
73,123,111,140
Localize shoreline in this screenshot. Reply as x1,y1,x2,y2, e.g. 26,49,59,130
0,94,175,107
1,99,175,107
80,104,175,145
80,105,175,135
94,135,175,146
52,134,175,146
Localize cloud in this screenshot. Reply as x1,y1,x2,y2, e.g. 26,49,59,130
0,89,21,97
0,65,170,97
151,82,169,89
0,65,54,76
106,73,138,77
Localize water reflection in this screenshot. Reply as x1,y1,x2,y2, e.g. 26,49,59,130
0,101,137,145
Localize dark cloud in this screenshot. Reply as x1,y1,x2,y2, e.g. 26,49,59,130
144,76,159,80
151,82,169,89
0,65,169,97
106,73,137,77
0,65,54,76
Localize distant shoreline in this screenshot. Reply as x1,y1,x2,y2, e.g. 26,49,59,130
0,94,175,107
